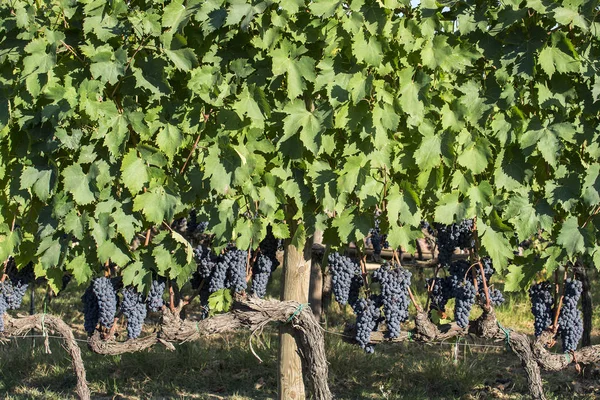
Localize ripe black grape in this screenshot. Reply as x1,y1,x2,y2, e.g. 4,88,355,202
223,248,248,293
92,277,118,330
121,286,147,339
529,281,554,337
82,285,100,334
454,280,476,328
1,280,28,310
353,297,380,353
426,276,453,313
372,263,411,338
260,225,281,267
251,253,272,298
208,247,247,293
328,252,362,306
558,278,583,352
474,257,505,307
435,220,474,265
146,278,166,312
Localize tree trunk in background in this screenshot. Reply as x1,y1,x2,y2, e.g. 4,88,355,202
574,258,592,347
309,230,324,322
279,222,312,400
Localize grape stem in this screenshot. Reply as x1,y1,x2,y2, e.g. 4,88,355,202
168,282,176,312
478,260,491,308
551,268,569,332
393,249,422,312
180,132,203,175
357,248,371,297
425,265,441,312
144,228,152,247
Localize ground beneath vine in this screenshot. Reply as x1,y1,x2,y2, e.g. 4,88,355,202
1,268,600,400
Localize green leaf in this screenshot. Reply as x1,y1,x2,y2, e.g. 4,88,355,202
479,223,513,270
208,288,233,314
352,31,383,67
171,230,194,265
538,45,579,78
89,46,127,85
457,140,491,175
122,261,151,292
556,216,585,257
164,48,197,71
281,99,323,154
65,253,93,285
156,123,183,160
133,186,180,224
121,149,149,193
21,166,54,201
387,224,421,253
62,164,95,205
414,133,441,170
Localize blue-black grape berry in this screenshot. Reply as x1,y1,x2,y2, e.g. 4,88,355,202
328,252,362,306
121,286,147,339
82,285,100,334
251,253,272,298
426,276,453,313
92,277,118,330
529,281,554,337
558,278,583,352
208,247,247,293
435,220,474,265
224,248,248,293
372,263,411,338
259,225,281,270
454,280,476,328
147,278,166,312
353,297,381,353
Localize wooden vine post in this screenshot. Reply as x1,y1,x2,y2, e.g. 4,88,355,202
279,207,313,400
309,230,325,322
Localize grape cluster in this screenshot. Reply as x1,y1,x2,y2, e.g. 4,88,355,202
372,263,411,338
92,277,118,330
454,280,476,328
192,245,217,288
82,285,100,334
259,225,281,270
251,253,272,298
1,281,28,310
368,218,388,256
224,248,248,293
205,247,247,293
488,288,505,306
328,252,362,306
558,278,583,352
250,225,282,297
186,209,209,237
448,260,470,292
172,210,209,240
146,278,166,312
426,276,452,313
353,296,381,354
447,260,475,327
435,220,474,265
529,281,554,337
120,286,147,339
0,259,33,312
475,258,505,307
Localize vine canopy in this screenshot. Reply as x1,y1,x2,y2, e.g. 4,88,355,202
0,0,599,293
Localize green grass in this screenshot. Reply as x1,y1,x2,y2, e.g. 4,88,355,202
1,269,600,399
